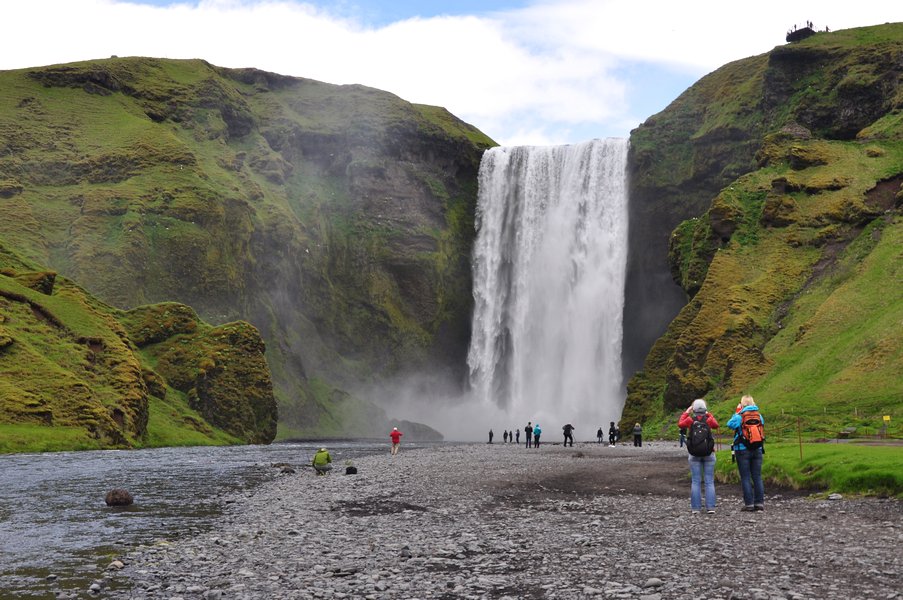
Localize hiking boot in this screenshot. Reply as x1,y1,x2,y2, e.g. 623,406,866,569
754,504,765,511
741,505,755,512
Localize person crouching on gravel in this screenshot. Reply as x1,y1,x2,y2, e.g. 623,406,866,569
311,447,332,475
678,399,719,514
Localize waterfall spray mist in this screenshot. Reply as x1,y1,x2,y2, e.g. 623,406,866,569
467,138,629,433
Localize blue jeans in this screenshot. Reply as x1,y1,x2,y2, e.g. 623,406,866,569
735,448,765,506
688,454,716,510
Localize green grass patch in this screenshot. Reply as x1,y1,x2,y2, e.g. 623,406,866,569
751,218,903,427
413,104,496,148
141,394,240,448
0,423,103,453
715,442,903,497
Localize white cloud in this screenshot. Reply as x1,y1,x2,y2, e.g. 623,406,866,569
2,0,899,145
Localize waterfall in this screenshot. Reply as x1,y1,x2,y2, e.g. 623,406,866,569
467,138,629,432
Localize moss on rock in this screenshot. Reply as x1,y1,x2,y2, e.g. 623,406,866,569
0,239,274,452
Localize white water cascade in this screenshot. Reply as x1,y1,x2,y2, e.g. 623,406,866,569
467,138,629,432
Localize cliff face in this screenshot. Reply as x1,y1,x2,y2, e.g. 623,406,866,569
0,243,276,452
622,23,903,432
0,58,494,437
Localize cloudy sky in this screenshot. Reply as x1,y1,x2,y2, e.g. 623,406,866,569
2,1,899,145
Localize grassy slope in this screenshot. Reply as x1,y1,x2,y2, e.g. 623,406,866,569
623,24,903,447
713,443,903,497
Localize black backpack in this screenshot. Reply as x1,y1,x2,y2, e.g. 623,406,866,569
686,415,715,457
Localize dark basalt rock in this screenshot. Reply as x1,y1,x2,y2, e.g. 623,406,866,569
104,489,134,506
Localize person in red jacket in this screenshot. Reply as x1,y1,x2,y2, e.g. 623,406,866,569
678,399,720,514
390,427,403,456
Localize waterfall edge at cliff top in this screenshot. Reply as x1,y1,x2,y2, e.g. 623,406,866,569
467,138,629,433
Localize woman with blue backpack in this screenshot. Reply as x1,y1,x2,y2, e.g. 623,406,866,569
727,395,766,512
678,399,720,514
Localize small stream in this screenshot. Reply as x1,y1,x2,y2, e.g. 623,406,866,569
0,441,391,597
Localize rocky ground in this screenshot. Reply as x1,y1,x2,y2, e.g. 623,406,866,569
96,443,901,600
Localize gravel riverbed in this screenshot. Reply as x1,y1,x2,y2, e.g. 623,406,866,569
99,443,901,600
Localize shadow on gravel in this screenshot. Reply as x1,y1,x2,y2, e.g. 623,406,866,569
484,449,817,509
333,499,428,516
490,451,693,501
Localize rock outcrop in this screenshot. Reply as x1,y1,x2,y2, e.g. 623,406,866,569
0,241,277,451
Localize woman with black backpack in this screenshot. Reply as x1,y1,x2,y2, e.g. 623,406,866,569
678,399,720,514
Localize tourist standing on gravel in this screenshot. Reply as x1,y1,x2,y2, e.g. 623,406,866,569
727,395,766,511
489,429,494,444
597,427,604,444
632,423,643,447
563,423,575,447
533,423,542,448
608,422,617,446
678,399,719,514
311,447,332,475
516,429,520,444
390,427,403,455
525,422,533,448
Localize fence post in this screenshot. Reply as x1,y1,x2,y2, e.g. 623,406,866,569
797,416,803,462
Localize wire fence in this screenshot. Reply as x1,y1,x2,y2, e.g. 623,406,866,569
666,410,902,448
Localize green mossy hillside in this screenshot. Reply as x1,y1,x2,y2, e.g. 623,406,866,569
0,242,274,452
623,23,903,436
623,22,903,378
0,57,493,438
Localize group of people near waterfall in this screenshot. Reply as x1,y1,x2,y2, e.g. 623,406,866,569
308,396,767,514
489,422,582,447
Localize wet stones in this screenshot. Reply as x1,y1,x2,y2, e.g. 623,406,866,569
104,444,903,600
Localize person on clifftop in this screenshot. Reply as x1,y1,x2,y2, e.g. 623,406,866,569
311,447,332,475
390,427,403,455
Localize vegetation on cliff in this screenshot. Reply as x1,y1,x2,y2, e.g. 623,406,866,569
0,243,276,453
0,57,494,440
622,23,903,437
